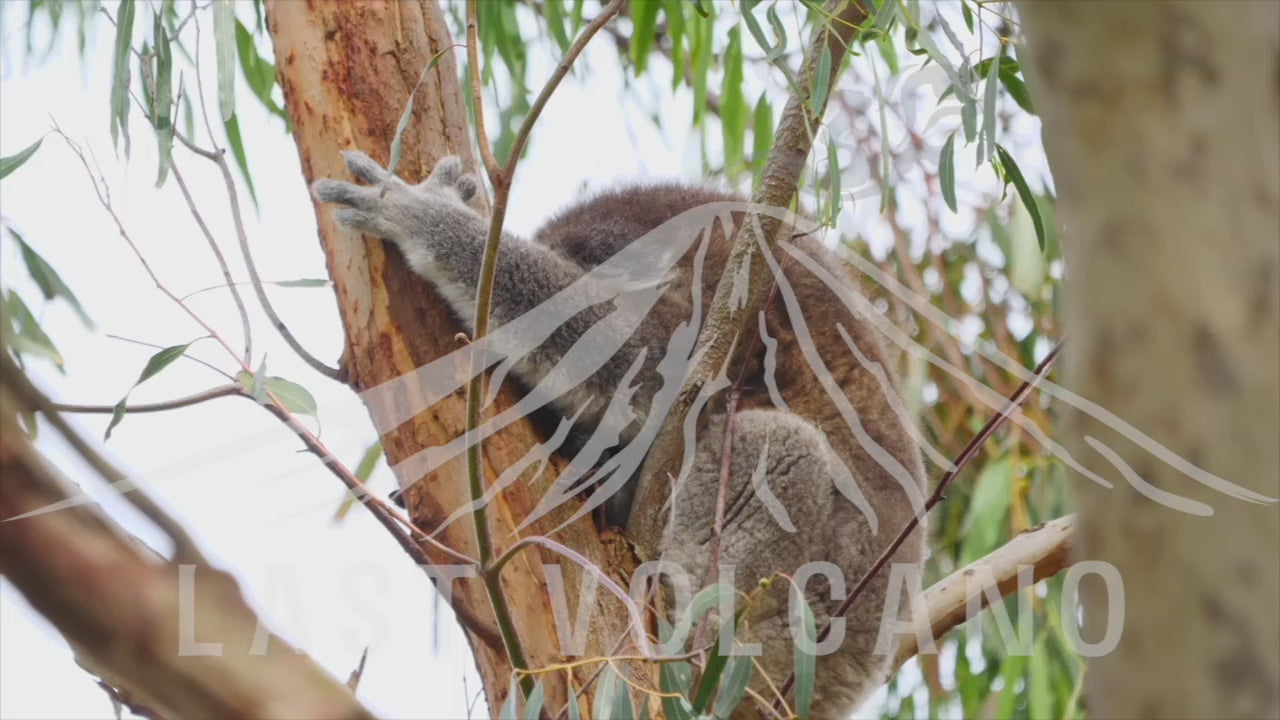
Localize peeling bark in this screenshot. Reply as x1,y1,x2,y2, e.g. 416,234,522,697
265,2,637,715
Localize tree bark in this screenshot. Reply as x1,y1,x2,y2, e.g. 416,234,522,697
1017,3,1280,718
265,2,637,716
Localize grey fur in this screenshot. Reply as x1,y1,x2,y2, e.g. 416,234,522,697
313,153,927,720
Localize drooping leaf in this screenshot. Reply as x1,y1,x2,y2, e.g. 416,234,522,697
109,0,136,155
996,144,1048,252
793,591,817,718
751,94,773,185
235,19,288,123
152,14,174,187
630,0,661,75
979,46,1003,162
390,51,451,178
665,0,686,89
271,278,331,288
0,137,43,180
962,1,975,32
544,0,571,53
593,664,620,720
212,0,236,121
809,44,832,116
4,291,63,369
826,135,841,224
939,131,958,212
566,680,582,720
960,456,1013,564
721,27,745,173
1028,633,1053,719
223,113,259,209
712,653,754,719
690,10,712,126
522,680,545,720
995,653,1027,718
1000,67,1035,114
659,661,695,720
11,228,94,329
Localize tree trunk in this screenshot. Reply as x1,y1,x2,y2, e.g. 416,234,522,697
1017,3,1280,718
265,2,638,716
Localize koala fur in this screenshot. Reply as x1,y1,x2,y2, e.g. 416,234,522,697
313,152,927,720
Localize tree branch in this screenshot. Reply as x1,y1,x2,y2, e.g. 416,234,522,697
0,380,375,718
51,384,246,414
892,513,1078,673
174,132,346,382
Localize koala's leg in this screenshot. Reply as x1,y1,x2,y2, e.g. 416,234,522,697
654,409,892,720
313,153,675,436
313,152,589,329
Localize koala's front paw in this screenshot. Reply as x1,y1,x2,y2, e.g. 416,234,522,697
311,151,482,243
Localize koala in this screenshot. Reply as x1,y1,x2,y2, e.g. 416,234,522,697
313,151,927,720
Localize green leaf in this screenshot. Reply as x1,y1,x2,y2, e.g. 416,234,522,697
712,653,754,719
612,666,635,720
109,0,136,156
235,19,288,123
809,44,832,116
826,135,841,224
630,0,661,75
751,94,773,185
523,680,545,720
961,94,977,143
1029,633,1053,719
995,654,1026,719
794,591,817,718
152,14,174,188
4,291,63,369
980,46,1002,161
1000,68,1035,114
962,1,975,32
566,681,582,720
872,0,898,30
691,11,712,126
105,397,129,440
212,0,236,122
264,376,318,416
1007,191,1048,295
960,456,1013,564
544,0,571,53
995,144,1048,252
11,228,94,329
665,0,686,89
0,138,43,180
721,27,745,173
389,51,450,178
134,343,193,386
659,662,695,720
272,278,331,288
593,664,619,720
223,113,259,209
939,131,958,213
354,441,384,483
741,0,774,58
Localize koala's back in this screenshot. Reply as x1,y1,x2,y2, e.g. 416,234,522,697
531,183,926,718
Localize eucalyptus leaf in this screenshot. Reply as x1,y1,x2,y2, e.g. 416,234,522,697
11,228,94,329
265,376,318,416
939,131,958,212
109,0,136,155
212,0,236,121
996,144,1048,252
630,0,660,75
0,137,43,180
712,653,754,719
794,592,817,718
152,14,173,187
523,680,545,720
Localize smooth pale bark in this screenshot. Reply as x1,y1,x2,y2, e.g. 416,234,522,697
264,2,637,716
1018,3,1280,718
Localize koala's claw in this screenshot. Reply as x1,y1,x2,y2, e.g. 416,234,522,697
312,178,376,209
340,150,391,185
421,155,481,204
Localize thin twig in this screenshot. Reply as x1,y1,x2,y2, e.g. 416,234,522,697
771,340,1064,710
175,132,345,382
51,384,246,414
106,334,236,381
465,1,500,181
462,0,625,698
171,164,254,366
